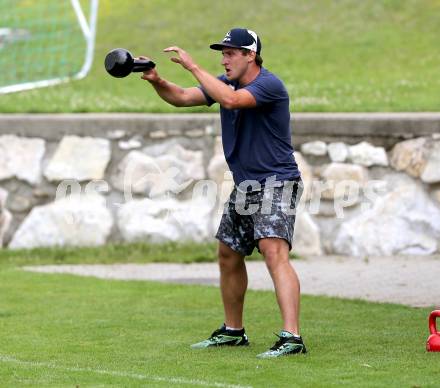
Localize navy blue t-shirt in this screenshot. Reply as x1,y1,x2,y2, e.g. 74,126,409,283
200,67,300,185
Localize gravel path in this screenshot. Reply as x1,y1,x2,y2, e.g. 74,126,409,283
24,255,440,308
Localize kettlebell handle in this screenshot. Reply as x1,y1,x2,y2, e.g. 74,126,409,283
429,310,440,335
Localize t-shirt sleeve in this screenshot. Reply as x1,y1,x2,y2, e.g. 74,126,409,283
198,74,227,107
198,86,216,106
244,75,287,106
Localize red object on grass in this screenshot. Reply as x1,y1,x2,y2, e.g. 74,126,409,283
427,310,440,352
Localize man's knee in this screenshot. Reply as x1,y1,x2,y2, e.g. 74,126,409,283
218,242,244,270
259,238,290,270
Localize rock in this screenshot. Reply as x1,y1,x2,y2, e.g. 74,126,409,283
6,195,32,213
44,136,111,182
106,129,126,140
113,151,163,196
158,144,205,180
390,137,428,178
0,188,8,209
208,137,231,187
421,141,440,183
328,142,349,163
32,187,53,199
333,173,440,256
167,129,183,137
0,209,12,248
294,152,313,200
113,151,194,197
205,125,216,136
320,163,369,200
118,198,180,243
143,139,191,156
185,129,205,137
208,154,229,185
207,137,235,219
300,141,327,156
348,141,388,167
0,188,12,247
9,194,113,249
3,181,19,193
114,143,205,197
117,196,214,243
0,135,45,185
292,212,322,256
118,137,142,150
213,136,223,155
313,200,339,217
390,138,440,183
172,195,216,241
149,130,167,139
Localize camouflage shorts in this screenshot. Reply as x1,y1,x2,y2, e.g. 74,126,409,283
215,179,303,256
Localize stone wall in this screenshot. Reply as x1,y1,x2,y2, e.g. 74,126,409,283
0,113,439,257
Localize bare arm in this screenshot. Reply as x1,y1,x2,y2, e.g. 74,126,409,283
139,56,207,107
148,78,207,107
163,47,257,110
190,66,256,109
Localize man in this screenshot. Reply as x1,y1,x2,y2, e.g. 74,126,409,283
141,28,305,358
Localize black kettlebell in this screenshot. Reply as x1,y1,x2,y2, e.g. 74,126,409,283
104,48,155,78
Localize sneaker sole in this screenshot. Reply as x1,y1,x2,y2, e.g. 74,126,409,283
191,340,250,349
256,345,307,358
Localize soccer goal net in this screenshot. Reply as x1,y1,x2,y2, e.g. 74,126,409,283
0,0,98,94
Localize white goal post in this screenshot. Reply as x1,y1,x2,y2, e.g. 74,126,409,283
0,0,99,94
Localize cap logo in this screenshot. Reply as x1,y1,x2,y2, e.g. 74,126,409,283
223,31,231,42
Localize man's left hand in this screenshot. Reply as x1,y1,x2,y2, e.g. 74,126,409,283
164,46,198,71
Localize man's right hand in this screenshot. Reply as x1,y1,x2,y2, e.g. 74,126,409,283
138,56,160,83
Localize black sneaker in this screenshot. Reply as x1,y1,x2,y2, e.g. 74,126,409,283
256,330,307,358
190,324,249,349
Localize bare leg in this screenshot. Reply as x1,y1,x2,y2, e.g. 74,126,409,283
218,241,247,328
259,238,301,335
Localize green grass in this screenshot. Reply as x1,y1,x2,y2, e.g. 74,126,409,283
0,266,438,387
1,0,439,112
0,241,285,269
0,242,220,268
